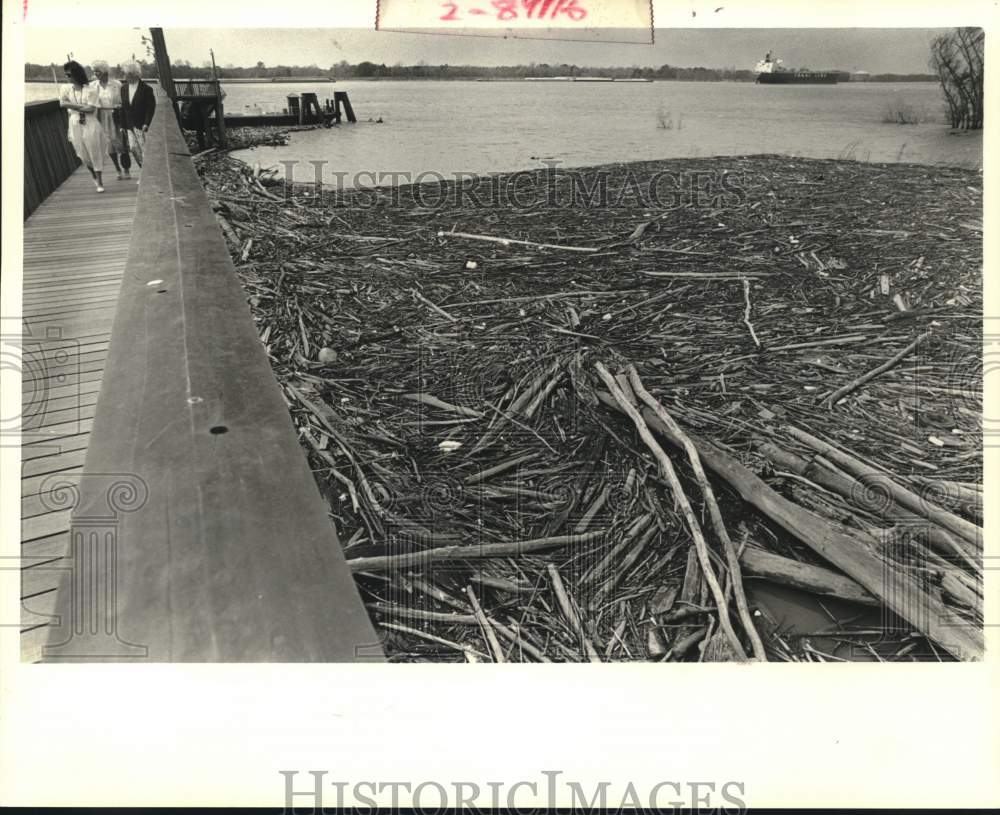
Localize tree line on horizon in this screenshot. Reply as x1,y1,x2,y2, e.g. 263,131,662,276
25,59,936,83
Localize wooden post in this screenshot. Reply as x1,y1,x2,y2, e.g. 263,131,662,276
149,28,175,99
210,49,226,147
149,28,179,123
334,91,356,123
198,104,209,151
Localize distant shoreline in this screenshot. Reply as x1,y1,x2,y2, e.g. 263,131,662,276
25,76,941,85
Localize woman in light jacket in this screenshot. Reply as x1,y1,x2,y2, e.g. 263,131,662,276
90,60,131,180
59,60,110,192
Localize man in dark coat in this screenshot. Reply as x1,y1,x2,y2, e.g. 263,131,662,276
119,60,156,170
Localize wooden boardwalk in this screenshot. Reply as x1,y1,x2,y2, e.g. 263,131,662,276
20,166,139,662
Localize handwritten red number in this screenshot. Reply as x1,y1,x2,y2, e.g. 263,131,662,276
559,0,586,20
492,0,518,20
440,1,460,20
521,0,543,18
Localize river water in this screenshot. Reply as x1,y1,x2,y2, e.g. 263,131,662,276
28,79,981,182
229,79,981,183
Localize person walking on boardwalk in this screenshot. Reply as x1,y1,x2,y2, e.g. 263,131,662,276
119,60,156,174
91,60,131,180
59,60,109,193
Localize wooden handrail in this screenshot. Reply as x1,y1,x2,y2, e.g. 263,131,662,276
24,100,80,218
43,86,384,661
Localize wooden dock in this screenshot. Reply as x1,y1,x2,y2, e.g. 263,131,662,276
21,168,139,662
19,85,382,662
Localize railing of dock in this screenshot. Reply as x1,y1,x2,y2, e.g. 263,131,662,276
42,85,383,662
24,100,81,218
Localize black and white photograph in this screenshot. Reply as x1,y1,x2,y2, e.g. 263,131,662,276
2,0,997,808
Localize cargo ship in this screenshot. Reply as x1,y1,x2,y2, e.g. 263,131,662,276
754,52,839,84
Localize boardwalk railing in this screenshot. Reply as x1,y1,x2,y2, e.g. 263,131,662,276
43,86,384,661
24,100,80,218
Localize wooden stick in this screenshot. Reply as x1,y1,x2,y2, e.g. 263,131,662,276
640,271,768,279
379,621,487,660
594,363,749,661
596,392,983,661
367,602,477,624
757,439,979,571
437,229,599,253
346,530,605,572
824,331,932,406
591,523,660,608
739,547,879,606
411,288,458,322
767,335,867,352
491,620,551,662
911,476,983,517
741,278,762,348
626,366,767,661
579,513,653,587
546,564,601,662
523,371,565,419
444,289,647,309
785,424,981,550
466,586,505,663
403,392,485,418
463,452,539,484
215,214,240,246
573,484,610,534
472,359,561,452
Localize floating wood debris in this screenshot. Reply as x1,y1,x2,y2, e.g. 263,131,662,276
197,149,983,662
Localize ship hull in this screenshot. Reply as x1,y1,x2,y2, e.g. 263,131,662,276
756,71,838,84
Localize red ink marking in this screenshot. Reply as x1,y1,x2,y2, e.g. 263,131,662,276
559,0,586,20
521,0,544,18
437,0,588,24
492,0,519,20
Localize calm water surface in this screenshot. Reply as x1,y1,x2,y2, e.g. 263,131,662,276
28,79,982,183
233,80,982,184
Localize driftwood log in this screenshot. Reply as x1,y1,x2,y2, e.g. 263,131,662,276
597,392,984,662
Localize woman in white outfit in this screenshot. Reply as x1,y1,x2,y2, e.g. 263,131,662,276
90,60,130,180
59,60,110,193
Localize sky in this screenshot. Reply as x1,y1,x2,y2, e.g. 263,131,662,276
23,28,947,74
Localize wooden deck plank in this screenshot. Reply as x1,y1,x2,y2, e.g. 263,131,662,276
21,448,89,479
20,165,138,660
23,370,105,390
27,347,109,368
22,470,84,517
23,290,121,309
24,387,102,415
23,531,72,563
22,509,73,544
22,433,92,459
25,401,98,430
21,303,118,321
25,378,104,407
